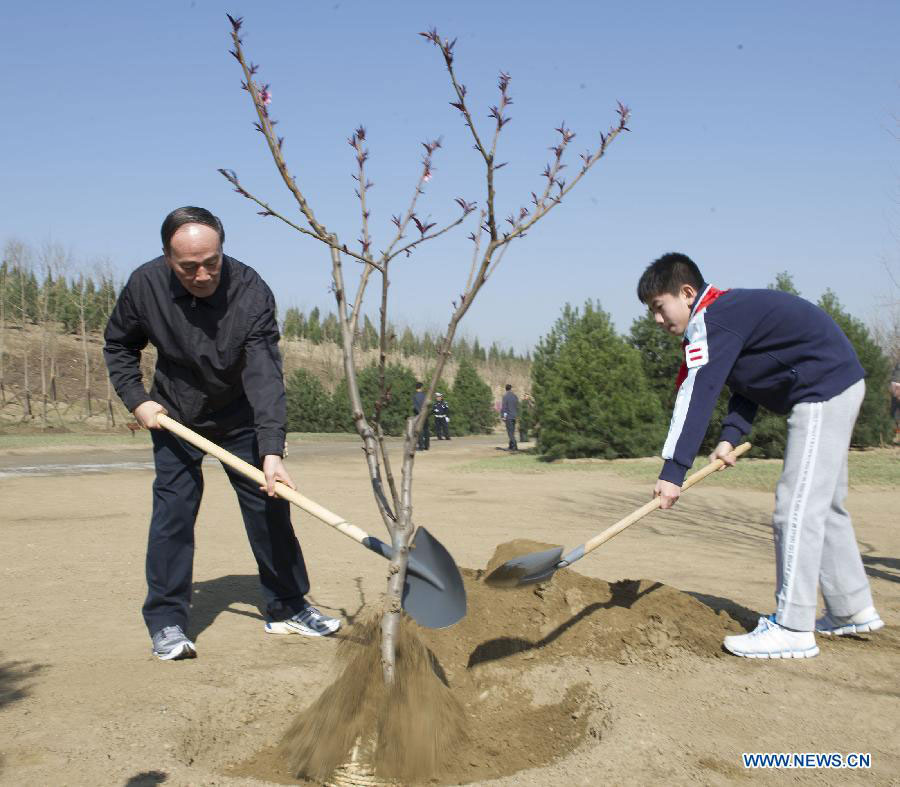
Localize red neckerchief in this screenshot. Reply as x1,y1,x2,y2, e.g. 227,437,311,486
674,285,730,391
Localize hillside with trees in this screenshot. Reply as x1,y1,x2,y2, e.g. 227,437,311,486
3,241,892,449
0,240,528,431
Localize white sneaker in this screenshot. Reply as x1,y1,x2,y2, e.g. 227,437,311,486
815,606,884,636
264,603,341,637
723,616,819,659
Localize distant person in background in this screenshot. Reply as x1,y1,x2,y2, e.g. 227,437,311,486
412,382,430,451
501,384,519,451
432,392,451,440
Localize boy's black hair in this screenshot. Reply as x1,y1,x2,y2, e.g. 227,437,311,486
161,206,225,253
505,383,512,391
637,252,704,304
415,382,423,390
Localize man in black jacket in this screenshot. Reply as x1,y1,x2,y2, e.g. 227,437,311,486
501,384,519,451
104,206,340,661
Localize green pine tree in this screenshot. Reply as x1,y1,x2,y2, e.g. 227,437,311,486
282,307,304,339
333,362,419,436
361,315,378,351
306,307,323,344
286,368,340,432
450,358,495,434
533,301,665,460
767,271,801,295
818,289,894,446
399,327,417,357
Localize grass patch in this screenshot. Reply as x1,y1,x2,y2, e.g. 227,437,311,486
454,448,899,491
286,432,362,443
0,429,362,451
0,430,153,450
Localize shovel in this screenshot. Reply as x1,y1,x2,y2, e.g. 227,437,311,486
486,442,752,587
156,414,466,629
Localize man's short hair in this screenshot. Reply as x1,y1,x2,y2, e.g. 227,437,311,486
637,252,704,304
162,207,225,253
505,384,512,391
415,382,423,390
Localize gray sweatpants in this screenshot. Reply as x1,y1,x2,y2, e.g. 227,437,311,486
773,378,873,631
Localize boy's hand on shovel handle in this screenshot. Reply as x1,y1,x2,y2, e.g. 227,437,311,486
655,441,739,510
708,440,736,466
654,479,681,510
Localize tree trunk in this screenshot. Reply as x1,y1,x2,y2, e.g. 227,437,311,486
80,281,91,417
380,422,417,684
18,273,31,419
39,326,47,429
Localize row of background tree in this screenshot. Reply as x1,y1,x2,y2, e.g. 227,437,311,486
282,306,527,362
3,237,893,453
1,240,523,427
1,247,119,335
0,249,525,364
532,272,895,461
286,357,497,436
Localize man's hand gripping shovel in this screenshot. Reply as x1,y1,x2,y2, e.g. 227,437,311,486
156,414,466,629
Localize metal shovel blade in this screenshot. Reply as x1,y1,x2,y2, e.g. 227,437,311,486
484,546,565,588
400,527,467,629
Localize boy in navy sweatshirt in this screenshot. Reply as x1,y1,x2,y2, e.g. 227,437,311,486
638,252,883,659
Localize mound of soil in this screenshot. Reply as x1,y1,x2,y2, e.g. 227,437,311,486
232,540,745,785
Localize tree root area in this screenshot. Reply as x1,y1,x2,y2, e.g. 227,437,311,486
231,539,746,785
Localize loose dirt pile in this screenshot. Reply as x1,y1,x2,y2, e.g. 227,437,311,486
233,540,746,785
276,612,467,784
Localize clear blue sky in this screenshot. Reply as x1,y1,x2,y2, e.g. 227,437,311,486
3,1,898,352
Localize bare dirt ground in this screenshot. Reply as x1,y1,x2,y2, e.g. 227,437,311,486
1,434,897,786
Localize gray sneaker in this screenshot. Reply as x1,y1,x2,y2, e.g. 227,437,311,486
151,625,197,660
264,604,341,637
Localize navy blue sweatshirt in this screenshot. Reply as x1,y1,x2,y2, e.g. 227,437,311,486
659,285,864,485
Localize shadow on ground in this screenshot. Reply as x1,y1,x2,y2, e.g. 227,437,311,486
189,574,368,640
0,657,45,710
124,771,167,786
687,592,759,631
467,580,663,667
862,554,899,584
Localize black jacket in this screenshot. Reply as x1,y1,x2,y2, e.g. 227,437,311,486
412,391,426,415
103,255,287,457
501,391,519,419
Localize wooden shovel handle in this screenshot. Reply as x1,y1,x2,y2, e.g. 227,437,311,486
155,413,372,546
579,441,752,558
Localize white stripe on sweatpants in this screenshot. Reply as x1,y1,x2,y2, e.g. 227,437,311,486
779,401,822,613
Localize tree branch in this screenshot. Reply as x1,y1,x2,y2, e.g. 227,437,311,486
381,139,441,260
228,21,330,240
385,210,472,264
217,168,382,272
